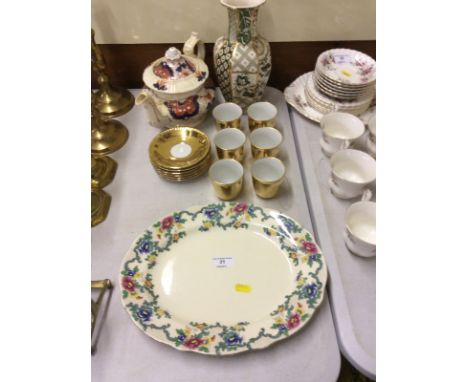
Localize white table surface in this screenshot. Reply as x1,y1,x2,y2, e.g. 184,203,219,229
92,88,341,382
289,109,376,379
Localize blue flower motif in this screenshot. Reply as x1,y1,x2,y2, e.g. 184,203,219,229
138,240,151,254
204,207,218,219
284,220,294,232
196,71,207,81
137,308,152,322
304,283,318,298
154,82,167,91
248,207,255,216
126,270,135,276
174,214,182,223
278,324,287,332
177,334,186,342
225,332,242,347
176,62,188,72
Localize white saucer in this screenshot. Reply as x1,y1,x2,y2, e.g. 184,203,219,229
343,231,376,258
328,178,360,200
320,137,338,157
366,136,376,158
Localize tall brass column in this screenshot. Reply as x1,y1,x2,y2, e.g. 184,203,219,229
92,29,134,118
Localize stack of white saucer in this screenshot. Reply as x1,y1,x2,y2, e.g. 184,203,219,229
305,48,376,116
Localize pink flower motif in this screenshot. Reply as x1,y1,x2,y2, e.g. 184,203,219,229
183,337,204,349
122,276,135,292
233,203,248,213
287,313,301,330
161,216,174,230
303,241,318,254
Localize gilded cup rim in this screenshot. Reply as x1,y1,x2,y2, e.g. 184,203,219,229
251,157,286,184
212,102,243,123
209,159,244,186
250,127,283,150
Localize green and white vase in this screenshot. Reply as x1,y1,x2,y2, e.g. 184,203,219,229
214,0,272,109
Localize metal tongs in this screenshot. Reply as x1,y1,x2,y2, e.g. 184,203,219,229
91,279,113,354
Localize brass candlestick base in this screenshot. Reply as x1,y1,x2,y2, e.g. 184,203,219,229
91,91,129,156
95,85,135,119
92,155,118,189
91,119,128,156
92,189,111,227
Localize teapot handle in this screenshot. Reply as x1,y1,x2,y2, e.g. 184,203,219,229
183,32,205,60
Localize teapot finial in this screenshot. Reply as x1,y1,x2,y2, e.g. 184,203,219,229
165,47,182,61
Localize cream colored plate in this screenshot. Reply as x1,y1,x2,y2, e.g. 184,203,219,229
120,202,327,355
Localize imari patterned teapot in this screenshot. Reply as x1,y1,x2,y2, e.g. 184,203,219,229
136,32,215,128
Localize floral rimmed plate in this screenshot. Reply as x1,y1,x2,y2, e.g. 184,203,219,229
284,72,376,124
120,202,328,355
316,48,376,85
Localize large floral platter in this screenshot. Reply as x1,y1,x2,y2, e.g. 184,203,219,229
120,202,327,355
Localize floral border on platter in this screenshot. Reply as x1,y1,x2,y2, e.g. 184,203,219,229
120,202,328,355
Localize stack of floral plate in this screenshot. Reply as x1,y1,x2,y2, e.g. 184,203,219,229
149,127,211,182
304,48,376,115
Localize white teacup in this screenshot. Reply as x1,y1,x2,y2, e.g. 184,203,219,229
366,114,376,158
320,112,365,157
344,200,376,258
329,149,376,199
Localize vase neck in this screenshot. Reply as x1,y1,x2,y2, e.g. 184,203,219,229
227,7,259,44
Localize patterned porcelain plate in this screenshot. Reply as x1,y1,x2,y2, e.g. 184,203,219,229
304,85,372,115
120,202,328,355
314,74,375,100
284,72,376,124
306,74,374,108
316,48,376,85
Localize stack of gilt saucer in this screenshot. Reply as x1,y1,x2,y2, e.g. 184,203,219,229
305,48,376,115
149,127,211,182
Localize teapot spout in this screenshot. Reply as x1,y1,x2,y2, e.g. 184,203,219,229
136,89,170,128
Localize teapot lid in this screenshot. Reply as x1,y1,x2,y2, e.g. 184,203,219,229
143,47,209,96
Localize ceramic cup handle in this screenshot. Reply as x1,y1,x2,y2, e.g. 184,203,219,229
340,140,351,150
183,32,205,60
361,188,373,201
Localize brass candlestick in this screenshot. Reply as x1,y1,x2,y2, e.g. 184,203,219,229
91,155,118,189
91,91,129,156
91,188,112,227
92,29,134,118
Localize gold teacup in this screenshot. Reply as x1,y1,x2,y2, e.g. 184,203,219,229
250,127,282,159
251,157,286,199
214,128,246,162
212,102,243,130
209,159,244,200
247,102,277,131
